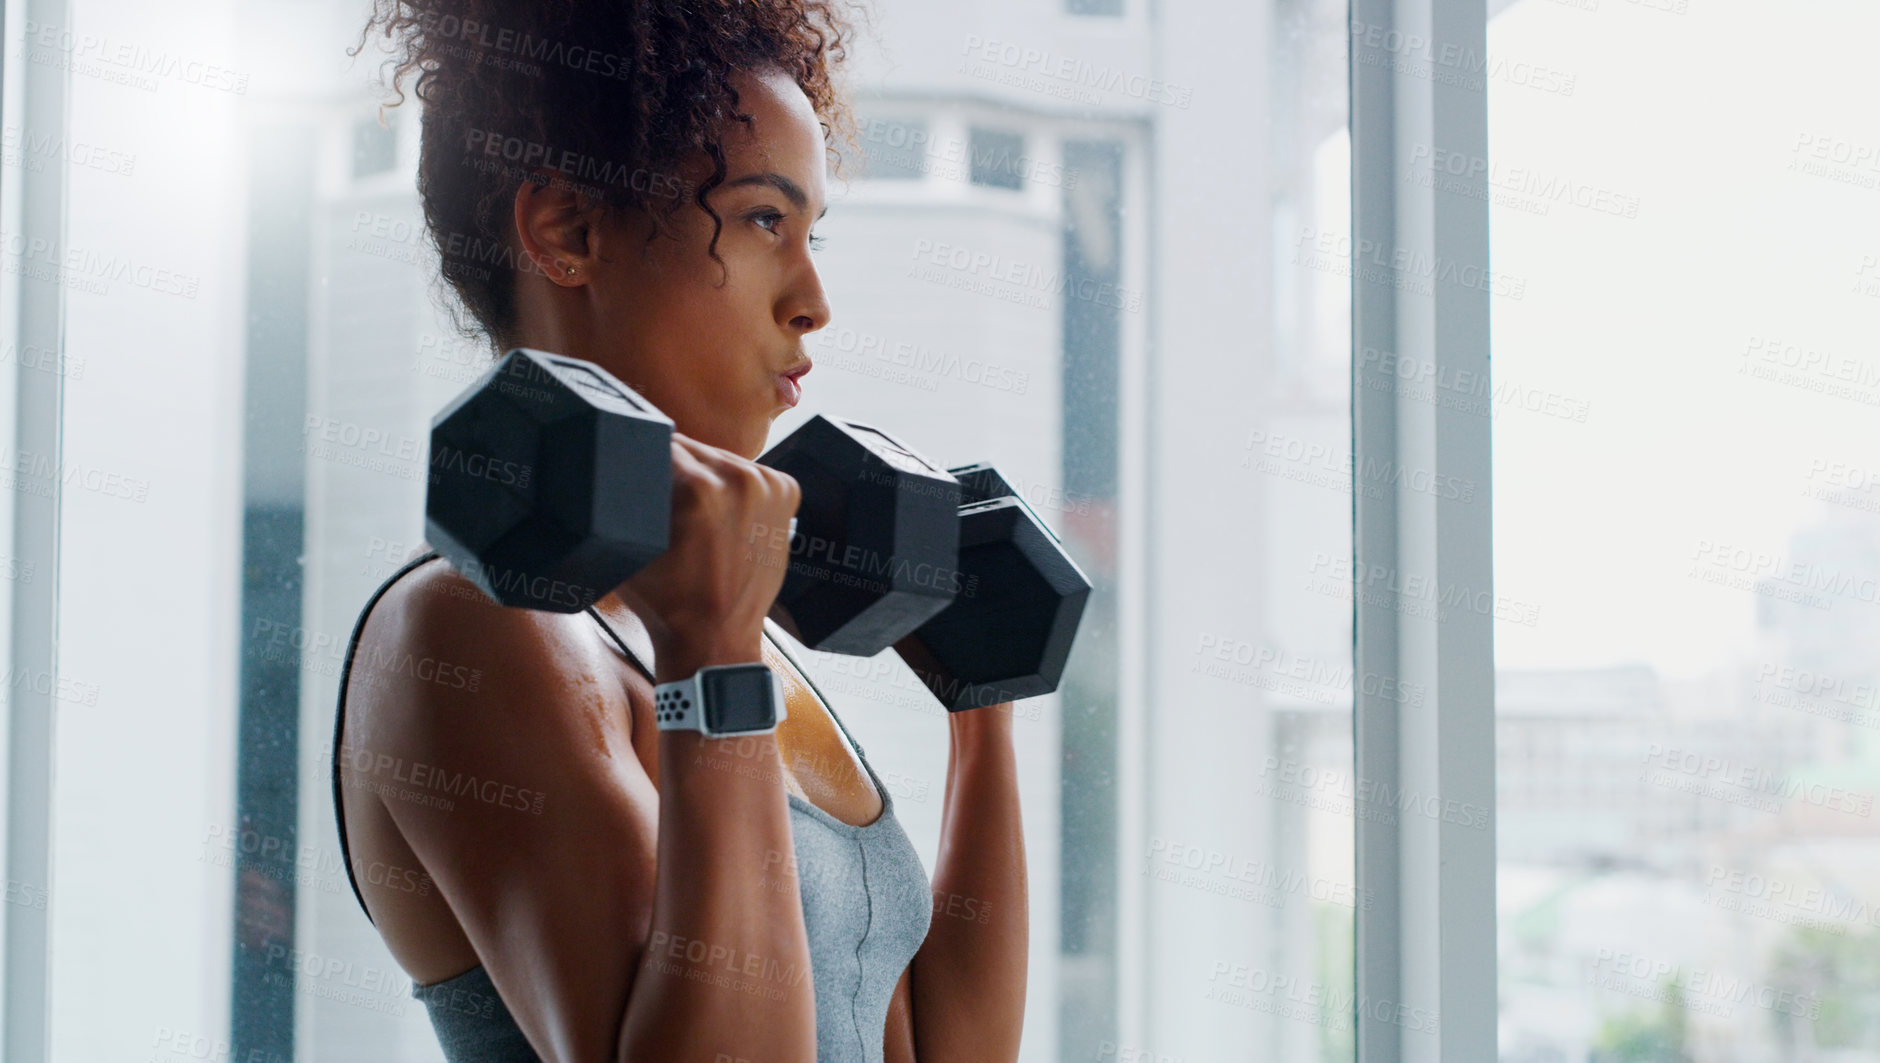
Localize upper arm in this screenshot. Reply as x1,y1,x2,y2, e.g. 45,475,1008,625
354,567,659,1063
884,964,917,1063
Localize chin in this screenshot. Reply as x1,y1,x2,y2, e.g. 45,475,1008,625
742,421,775,457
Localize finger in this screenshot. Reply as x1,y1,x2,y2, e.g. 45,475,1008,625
765,467,802,508
673,432,740,469
667,439,726,504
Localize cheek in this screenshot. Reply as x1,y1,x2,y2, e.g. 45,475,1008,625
604,222,775,387
655,281,763,367
667,253,773,346
648,225,764,313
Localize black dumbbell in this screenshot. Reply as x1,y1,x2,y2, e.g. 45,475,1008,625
893,464,1093,711
754,414,967,655
423,348,963,656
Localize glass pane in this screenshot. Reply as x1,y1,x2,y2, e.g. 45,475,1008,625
847,116,932,181
46,1,1352,1060
1492,3,1880,1060
967,127,1028,190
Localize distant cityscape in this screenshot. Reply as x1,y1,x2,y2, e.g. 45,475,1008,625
1496,510,1880,1062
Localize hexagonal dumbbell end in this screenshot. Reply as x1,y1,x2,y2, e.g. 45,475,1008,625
894,463,1093,711
757,416,963,656
425,348,674,612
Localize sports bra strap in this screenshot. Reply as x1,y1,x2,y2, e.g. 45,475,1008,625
331,550,447,926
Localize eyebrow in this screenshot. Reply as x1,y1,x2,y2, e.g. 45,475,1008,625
723,171,828,221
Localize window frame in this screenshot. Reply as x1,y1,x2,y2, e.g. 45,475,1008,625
1349,0,1497,1059
4,0,69,1056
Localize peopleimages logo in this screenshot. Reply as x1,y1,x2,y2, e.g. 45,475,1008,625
1588,948,1820,1019
0,226,200,298
428,442,532,490
1349,17,1576,96
1,124,136,177
418,11,635,82
1406,145,1640,219
1639,743,1875,817
464,128,690,200
958,35,1195,109
747,521,972,598
813,325,1033,396
1293,227,1527,299
1692,537,1880,609
1358,346,1591,422
1304,552,1541,627
1192,633,1425,707
338,742,546,816
1756,661,1878,713
1258,755,1489,830
1145,835,1371,910
1205,960,1439,1034
1241,428,1478,502
909,237,1146,313
1705,865,1880,931
18,19,251,95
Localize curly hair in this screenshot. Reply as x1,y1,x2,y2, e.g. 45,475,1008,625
350,0,863,348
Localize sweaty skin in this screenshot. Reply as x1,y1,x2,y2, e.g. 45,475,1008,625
338,64,1028,1063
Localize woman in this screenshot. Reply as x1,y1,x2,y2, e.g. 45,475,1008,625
331,3,1028,1061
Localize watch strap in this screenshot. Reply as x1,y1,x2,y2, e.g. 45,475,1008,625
653,673,704,732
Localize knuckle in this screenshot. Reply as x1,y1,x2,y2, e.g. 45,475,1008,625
763,467,801,499
732,462,767,489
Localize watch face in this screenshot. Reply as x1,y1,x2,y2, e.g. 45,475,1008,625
701,666,778,734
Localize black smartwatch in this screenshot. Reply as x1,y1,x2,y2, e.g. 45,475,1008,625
653,663,788,737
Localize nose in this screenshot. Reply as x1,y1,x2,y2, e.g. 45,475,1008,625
782,259,832,335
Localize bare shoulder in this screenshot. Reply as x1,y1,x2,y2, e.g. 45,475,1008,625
346,557,636,758
341,556,665,1062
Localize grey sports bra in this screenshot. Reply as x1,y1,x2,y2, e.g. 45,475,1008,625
331,551,933,1062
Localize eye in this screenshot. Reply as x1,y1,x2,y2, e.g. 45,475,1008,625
750,208,824,252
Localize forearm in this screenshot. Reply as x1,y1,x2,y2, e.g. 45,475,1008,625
618,731,817,1063
910,705,1029,1063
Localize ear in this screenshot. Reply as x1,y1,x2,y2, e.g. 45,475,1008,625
512,171,596,286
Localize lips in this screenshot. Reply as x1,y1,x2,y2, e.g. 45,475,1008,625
778,361,812,409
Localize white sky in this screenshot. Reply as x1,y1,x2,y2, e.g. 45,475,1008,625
1485,0,1880,677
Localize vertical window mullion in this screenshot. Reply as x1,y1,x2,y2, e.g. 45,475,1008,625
1350,0,1496,1060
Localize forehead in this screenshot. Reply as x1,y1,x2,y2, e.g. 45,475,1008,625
719,67,827,203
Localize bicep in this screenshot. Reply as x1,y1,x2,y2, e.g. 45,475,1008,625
365,592,660,1063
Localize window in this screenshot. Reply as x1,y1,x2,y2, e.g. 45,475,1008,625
23,1,1358,1061
968,127,1028,190
1490,3,1880,1061
848,115,930,182
352,113,398,179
